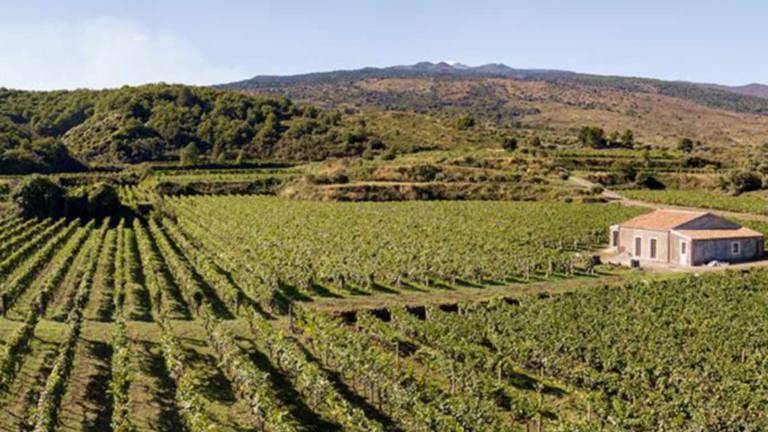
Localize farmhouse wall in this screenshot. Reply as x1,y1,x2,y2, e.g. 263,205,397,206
617,228,669,262
669,232,686,265
691,237,764,266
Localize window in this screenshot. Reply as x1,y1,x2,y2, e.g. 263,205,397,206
634,237,642,256
612,230,619,247
681,241,687,254
732,241,741,256
650,238,657,259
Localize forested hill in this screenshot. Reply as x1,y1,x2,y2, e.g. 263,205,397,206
0,84,383,172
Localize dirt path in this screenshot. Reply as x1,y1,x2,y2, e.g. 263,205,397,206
57,322,114,432
125,321,185,432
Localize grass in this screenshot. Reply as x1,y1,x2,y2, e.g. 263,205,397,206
622,188,768,215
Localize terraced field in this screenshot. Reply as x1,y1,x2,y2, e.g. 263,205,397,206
0,199,653,431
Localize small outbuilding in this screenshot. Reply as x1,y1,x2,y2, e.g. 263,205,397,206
609,209,764,267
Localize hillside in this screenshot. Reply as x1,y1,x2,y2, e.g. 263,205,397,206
221,62,768,148
706,83,768,99
0,84,386,171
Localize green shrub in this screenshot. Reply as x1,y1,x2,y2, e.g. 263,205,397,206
11,175,66,218
722,170,762,194
453,115,476,130
87,183,121,219
501,136,518,152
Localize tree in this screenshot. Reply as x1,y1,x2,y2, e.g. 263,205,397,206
255,113,281,146
641,149,652,167
179,142,200,166
211,142,224,162
608,131,620,146
621,129,634,148
11,175,65,218
501,136,518,152
578,126,607,148
723,170,762,194
613,161,637,183
87,182,121,219
677,138,694,153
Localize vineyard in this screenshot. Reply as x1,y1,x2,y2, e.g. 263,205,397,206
163,196,644,305
0,197,761,431
333,269,768,431
0,197,651,432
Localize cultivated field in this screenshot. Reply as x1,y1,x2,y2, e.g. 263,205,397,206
0,198,654,431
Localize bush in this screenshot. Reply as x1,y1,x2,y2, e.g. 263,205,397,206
87,183,121,219
578,126,607,148
635,173,666,190
380,149,397,161
683,156,720,169
306,173,349,185
501,136,518,152
411,164,441,182
677,138,695,153
11,175,66,218
454,115,476,130
722,170,762,194
528,136,542,147
179,142,200,166
612,161,638,183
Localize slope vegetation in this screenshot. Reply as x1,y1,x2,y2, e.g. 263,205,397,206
222,62,768,148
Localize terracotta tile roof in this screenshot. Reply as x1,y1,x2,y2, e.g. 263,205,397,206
619,209,707,230
675,227,764,240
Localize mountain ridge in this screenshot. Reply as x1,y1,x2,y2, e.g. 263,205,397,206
218,61,768,149
221,61,767,101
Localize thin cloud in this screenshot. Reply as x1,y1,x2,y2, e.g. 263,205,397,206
0,17,244,90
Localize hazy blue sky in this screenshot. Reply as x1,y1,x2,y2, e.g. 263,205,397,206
1,0,765,89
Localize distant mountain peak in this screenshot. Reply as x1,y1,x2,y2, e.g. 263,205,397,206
448,62,471,69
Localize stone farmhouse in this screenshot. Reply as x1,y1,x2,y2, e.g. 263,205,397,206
610,209,764,266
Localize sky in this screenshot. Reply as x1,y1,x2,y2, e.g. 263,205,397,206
0,0,766,90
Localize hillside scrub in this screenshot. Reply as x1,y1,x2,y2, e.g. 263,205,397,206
0,138,85,174
719,170,763,194
0,84,386,167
